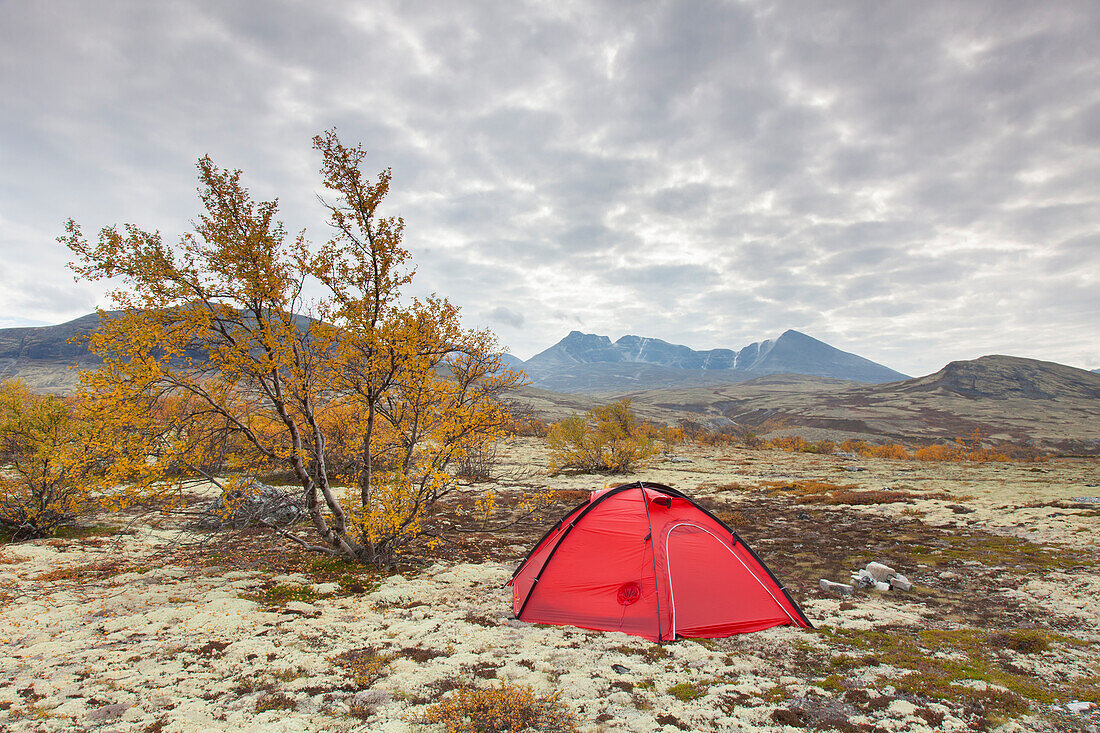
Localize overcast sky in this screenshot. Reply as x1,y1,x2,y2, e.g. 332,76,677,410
1,1,1098,376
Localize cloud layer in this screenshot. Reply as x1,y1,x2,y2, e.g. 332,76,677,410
1,0,1098,375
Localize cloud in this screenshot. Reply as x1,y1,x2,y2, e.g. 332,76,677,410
483,306,525,329
0,0,1097,373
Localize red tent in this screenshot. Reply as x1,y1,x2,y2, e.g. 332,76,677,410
509,481,811,641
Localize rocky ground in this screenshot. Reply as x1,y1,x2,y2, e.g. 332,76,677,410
1,438,1098,732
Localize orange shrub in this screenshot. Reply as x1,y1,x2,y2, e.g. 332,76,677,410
863,443,911,460
965,448,1011,462
424,683,577,733
840,439,870,454
914,444,960,461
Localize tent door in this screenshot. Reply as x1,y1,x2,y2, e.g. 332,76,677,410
665,522,796,638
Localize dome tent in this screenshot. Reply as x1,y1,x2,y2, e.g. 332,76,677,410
509,481,811,641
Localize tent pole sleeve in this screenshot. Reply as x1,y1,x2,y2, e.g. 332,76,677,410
639,481,665,642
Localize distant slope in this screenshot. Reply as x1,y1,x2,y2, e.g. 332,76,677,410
521,329,907,392
0,312,122,392
518,362,757,394
0,309,312,393
898,355,1100,400
498,353,527,371
610,355,1100,448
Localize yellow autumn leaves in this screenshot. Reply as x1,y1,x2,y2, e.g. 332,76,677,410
49,129,524,563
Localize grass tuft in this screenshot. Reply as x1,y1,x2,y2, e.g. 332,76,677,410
667,682,706,701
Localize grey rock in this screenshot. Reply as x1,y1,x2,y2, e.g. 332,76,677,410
611,664,630,674
87,703,129,721
890,575,912,591
851,570,875,589
819,579,854,595
842,466,867,472
864,562,896,583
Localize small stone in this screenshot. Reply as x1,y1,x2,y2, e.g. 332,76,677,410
864,562,896,583
87,703,129,721
819,579,854,595
611,664,630,674
851,571,874,589
890,575,912,591
281,601,320,617
873,581,891,591
842,466,867,472
1066,700,1094,713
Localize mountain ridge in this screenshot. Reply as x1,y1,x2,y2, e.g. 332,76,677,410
520,329,908,392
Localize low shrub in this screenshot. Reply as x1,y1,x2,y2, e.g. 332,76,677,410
332,647,392,688
423,682,577,733
255,692,297,712
546,399,659,474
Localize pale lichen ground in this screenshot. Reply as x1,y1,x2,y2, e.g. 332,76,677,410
1,439,1097,732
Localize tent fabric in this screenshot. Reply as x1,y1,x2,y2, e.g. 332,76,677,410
508,481,811,641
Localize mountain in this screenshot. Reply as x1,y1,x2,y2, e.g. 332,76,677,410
0,309,312,393
520,329,907,392
898,355,1100,401
0,311,119,363
0,312,123,392
601,355,1100,449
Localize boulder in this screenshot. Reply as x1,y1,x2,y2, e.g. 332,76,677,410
819,579,854,595
864,562,896,583
889,574,912,591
